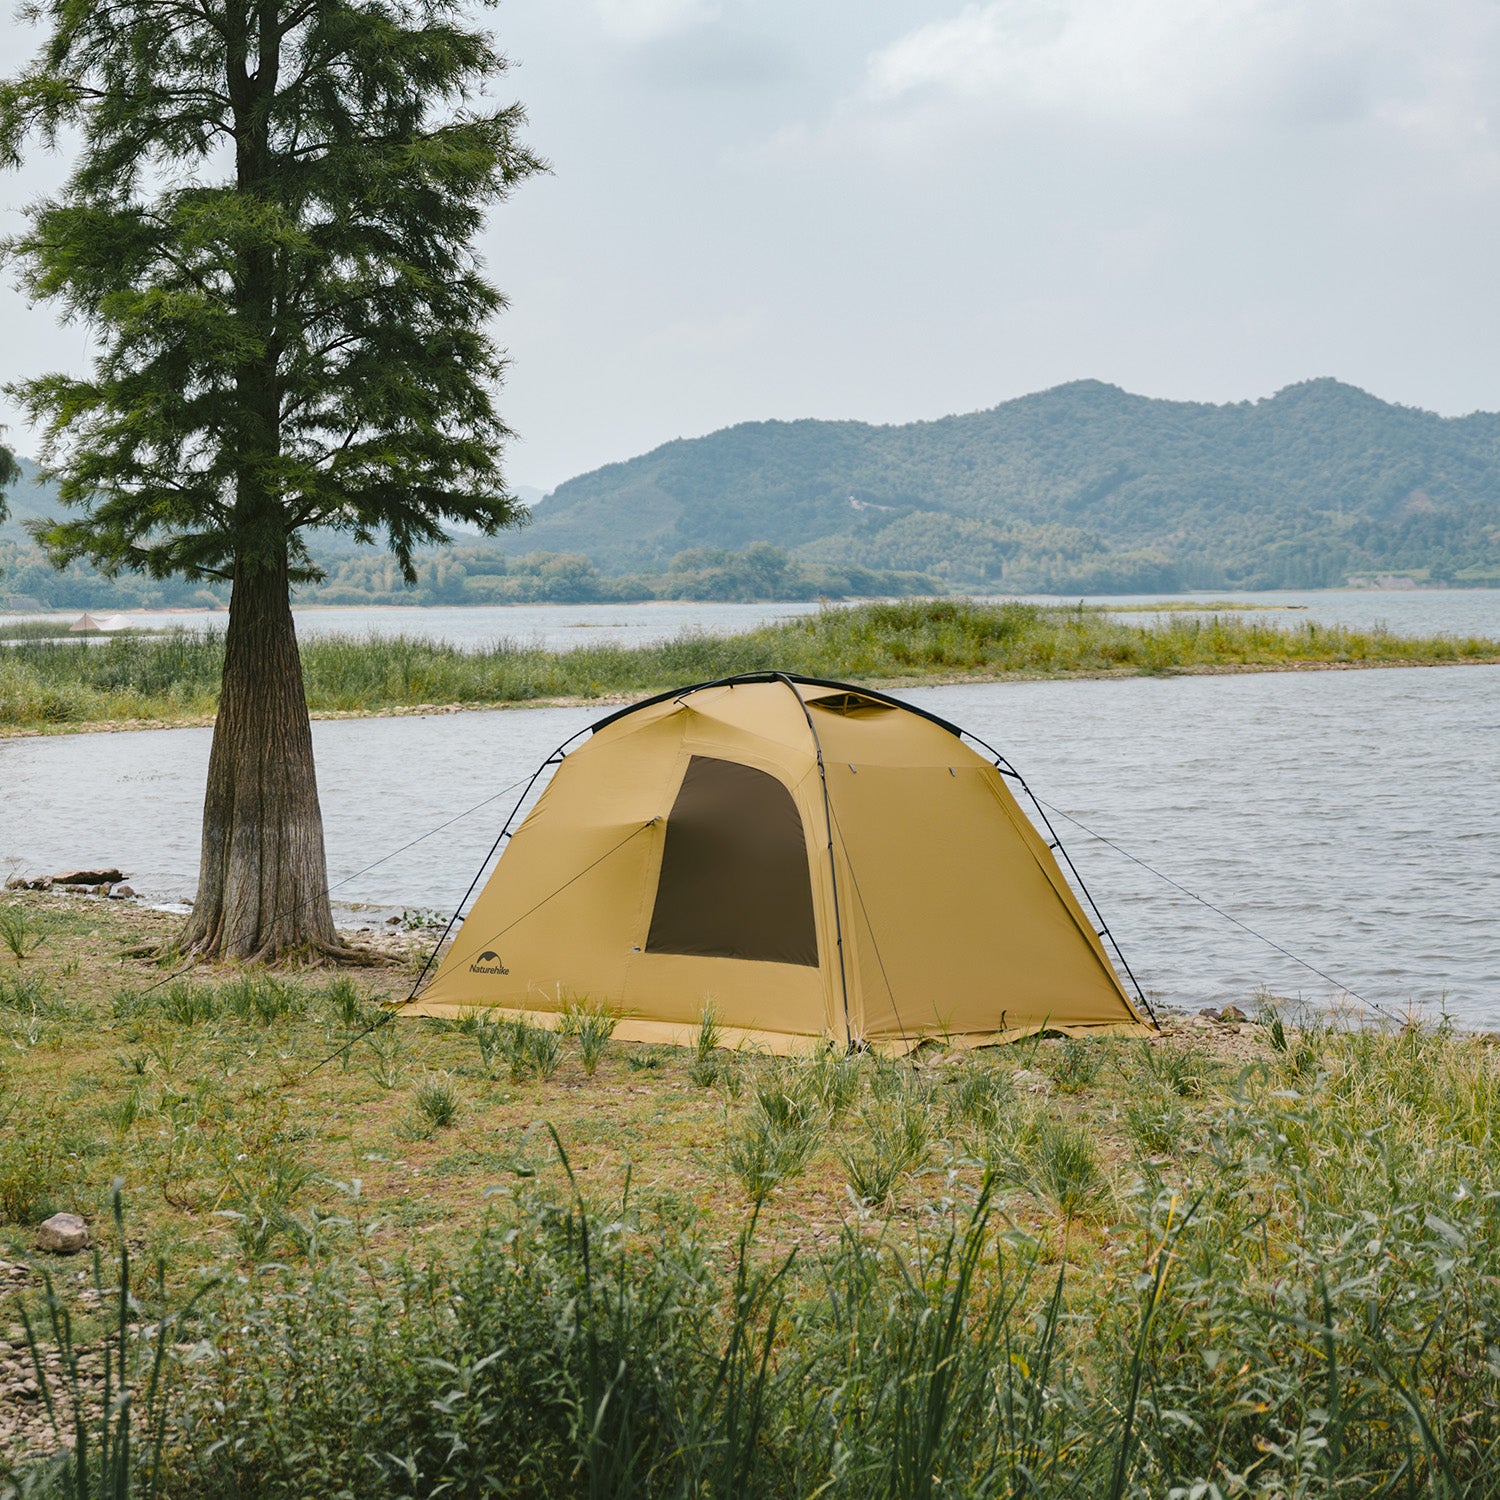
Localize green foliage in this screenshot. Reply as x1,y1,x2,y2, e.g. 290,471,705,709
0,903,47,962
726,1094,823,1204
559,999,618,1077
502,378,1500,589
1001,1113,1111,1219
687,1003,729,1088
0,0,544,586
413,1075,460,1131
1125,1095,1185,1156
3,600,1496,730
840,1087,933,1207
1045,1036,1104,1093
945,1064,1015,1132
1136,1041,1221,1098
9,1188,204,1500
474,1014,562,1083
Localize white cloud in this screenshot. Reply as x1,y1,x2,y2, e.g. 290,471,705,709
594,0,719,43
856,0,1500,145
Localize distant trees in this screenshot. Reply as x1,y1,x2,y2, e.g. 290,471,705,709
1,0,542,959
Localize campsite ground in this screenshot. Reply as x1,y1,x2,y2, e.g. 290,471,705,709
3,888,1499,1490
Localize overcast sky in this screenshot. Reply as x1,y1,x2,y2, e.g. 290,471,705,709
4,0,1500,490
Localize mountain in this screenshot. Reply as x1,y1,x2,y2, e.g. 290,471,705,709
0,456,61,543
7,380,1500,604
497,380,1500,591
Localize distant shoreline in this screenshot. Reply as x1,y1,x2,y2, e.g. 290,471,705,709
6,650,1499,740
6,583,1500,625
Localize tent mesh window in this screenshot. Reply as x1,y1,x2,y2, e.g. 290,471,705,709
646,755,818,966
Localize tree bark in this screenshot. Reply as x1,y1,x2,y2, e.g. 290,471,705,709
178,549,351,962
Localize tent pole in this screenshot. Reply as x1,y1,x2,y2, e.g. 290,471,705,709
405,724,596,1001
963,730,1158,1028
774,673,855,1051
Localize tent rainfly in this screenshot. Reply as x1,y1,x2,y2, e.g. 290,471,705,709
400,674,1155,1053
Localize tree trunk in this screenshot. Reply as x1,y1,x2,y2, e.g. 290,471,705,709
178,549,350,962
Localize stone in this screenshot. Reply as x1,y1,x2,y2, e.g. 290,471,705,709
1219,1004,1249,1024
1198,1007,1224,1021
51,868,125,887
109,885,135,899
35,1214,89,1255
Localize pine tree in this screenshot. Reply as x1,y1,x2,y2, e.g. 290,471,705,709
0,442,16,526
1,0,542,960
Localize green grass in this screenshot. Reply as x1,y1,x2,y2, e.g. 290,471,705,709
6,893,1500,1494
4,598,1498,731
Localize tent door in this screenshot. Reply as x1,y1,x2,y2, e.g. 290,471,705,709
645,755,818,966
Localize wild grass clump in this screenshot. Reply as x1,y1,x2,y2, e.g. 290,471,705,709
0,1110,79,1224
362,1026,407,1089
803,1043,862,1120
8,601,1499,731
217,1151,314,1261
1002,1114,1111,1220
158,979,218,1026
219,974,307,1024
1135,1039,1220,1097
473,1014,562,1082
840,1093,932,1207
1044,1036,1105,1093
945,1062,1015,1132
558,998,618,1076
1124,1095,1185,1156
0,968,66,1018
413,1074,460,1130
726,1102,822,1204
0,903,48,962
688,1003,732,1088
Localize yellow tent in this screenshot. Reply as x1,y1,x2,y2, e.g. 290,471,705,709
400,674,1155,1051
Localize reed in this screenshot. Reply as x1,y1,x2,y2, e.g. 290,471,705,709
5,599,1498,731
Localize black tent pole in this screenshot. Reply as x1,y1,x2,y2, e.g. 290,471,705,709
962,729,1158,1028
405,723,595,1002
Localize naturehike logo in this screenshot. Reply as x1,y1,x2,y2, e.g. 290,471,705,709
469,950,510,975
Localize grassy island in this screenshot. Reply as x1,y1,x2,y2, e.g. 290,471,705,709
4,598,1499,734
1,890,1499,1494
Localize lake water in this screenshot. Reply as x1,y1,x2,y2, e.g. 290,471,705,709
3,613,1497,1025
6,586,1500,652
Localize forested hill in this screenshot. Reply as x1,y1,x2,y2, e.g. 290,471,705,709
504,380,1500,591
7,380,1500,604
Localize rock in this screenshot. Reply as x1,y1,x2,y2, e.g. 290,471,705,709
3,877,26,891
1220,1004,1249,1023
1198,1007,1224,1021
35,1214,89,1255
51,868,125,886
109,885,135,899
